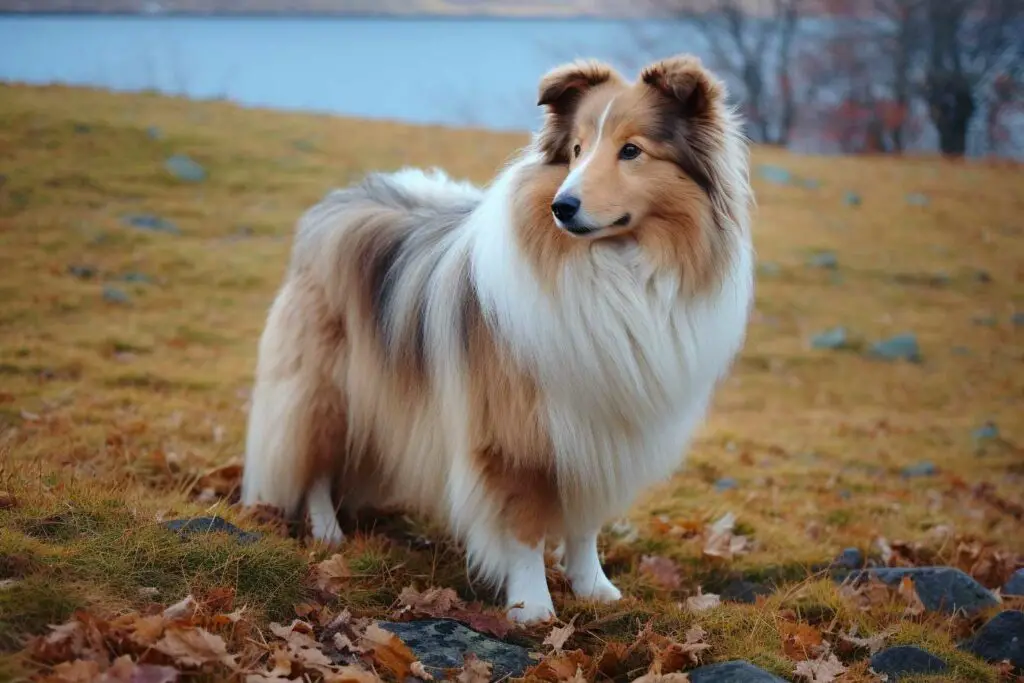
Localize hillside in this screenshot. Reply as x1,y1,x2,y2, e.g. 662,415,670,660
0,84,1022,682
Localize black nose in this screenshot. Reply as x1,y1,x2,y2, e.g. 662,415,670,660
551,195,581,223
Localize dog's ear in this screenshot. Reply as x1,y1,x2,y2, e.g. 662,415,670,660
640,54,723,120
535,59,619,164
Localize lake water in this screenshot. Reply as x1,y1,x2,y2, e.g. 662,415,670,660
0,15,706,132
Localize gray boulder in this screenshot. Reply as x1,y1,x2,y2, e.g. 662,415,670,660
689,660,787,682
870,646,947,680
377,618,532,680
840,567,998,614
960,610,1023,671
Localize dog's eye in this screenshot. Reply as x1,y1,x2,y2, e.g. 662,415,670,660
618,143,641,161
573,144,581,158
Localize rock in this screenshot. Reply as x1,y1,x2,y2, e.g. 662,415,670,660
67,265,96,279
973,315,997,327
688,660,787,682
377,619,531,680
867,334,921,363
757,261,782,277
831,547,865,570
1013,312,1024,327
840,567,998,614
123,214,180,234
807,251,838,269
811,326,850,350
102,286,130,305
146,126,162,140
720,579,771,604
161,516,262,545
906,192,929,206
1004,569,1024,596
973,269,992,283
714,477,738,492
119,271,153,284
870,646,948,680
165,154,207,182
758,164,792,185
901,461,937,478
973,422,1000,444
960,610,1023,670
844,191,862,207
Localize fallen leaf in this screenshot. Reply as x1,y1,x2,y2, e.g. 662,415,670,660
702,512,751,561
793,653,847,682
542,615,577,652
781,622,824,661
101,656,179,683
270,619,333,671
314,554,351,594
162,595,197,620
455,652,493,683
632,673,691,682
396,585,461,617
685,589,721,612
897,575,926,616
525,649,591,682
154,626,237,669
838,626,894,656
410,660,434,681
360,623,416,681
47,660,102,683
129,615,167,646
640,555,681,590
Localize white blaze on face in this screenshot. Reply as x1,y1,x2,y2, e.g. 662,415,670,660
554,97,617,215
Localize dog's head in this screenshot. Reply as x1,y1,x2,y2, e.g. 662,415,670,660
533,54,744,245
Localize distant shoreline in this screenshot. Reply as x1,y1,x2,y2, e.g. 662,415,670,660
0,9,658,20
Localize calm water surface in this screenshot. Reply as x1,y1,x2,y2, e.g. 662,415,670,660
0,15,705,131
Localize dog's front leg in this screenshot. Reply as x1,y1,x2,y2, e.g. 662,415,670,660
564,529,622,602
504,537,556,624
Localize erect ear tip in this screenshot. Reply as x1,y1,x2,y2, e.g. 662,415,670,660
537,59,620,108
640,53,722,113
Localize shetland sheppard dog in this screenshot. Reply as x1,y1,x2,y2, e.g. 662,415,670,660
241,53,754,624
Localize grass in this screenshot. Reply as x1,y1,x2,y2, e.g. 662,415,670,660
0,82,1022,681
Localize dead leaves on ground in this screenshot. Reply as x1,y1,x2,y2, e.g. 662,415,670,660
647,511,753,563
391,585,516,639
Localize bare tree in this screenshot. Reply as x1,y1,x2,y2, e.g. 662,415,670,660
677,0,805,145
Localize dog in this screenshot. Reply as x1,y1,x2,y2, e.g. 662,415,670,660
240,53,754,624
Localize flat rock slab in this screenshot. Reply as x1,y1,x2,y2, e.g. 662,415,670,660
688,660,787,682
960,610,1023,670
839,567,998,614
870,646,948,680
378,618,532,680
161,516,262,545
1003,569,1024,596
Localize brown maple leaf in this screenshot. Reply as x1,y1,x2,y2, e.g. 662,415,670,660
898,575,926,617
101,655,179,683
542,615,577,652
360,623,417,681
153,625,237,669
702,512,751,561
793,653,847,682
632,672,691,682
640,555,682,590
781,623,824,661
838,626,894,656
454,652,494,683
314,554,352,594
395,585,462,617
525,649,591,682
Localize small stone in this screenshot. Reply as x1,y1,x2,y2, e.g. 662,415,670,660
146,126,162,140
973,422,999,443
870,646,948,680
689,660,787,682
119,271,153,284
374,619,532,680
839,567,998,614
973,269,992,283
68,265,96,279
102,286,130,305
960,610,1023,670
906,192,929,206
901,461,937,478
807,251,838,269
123,214,180,234
165,154,207,182
811,326,850,350
720,579,771,604
161,516,262,545
714,477,738,492
1013,312,1024,327
867,334,921,363
1003,569,1024,596
758,164,792,185
844,191,862,207
831,547,865,570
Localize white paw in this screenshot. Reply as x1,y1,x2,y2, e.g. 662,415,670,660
507,600,556,625
310,515,345,546
571,574,622,603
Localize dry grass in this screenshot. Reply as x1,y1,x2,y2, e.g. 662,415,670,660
0,83,1022,681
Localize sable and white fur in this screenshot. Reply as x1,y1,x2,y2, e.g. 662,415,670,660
241,54,754,623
